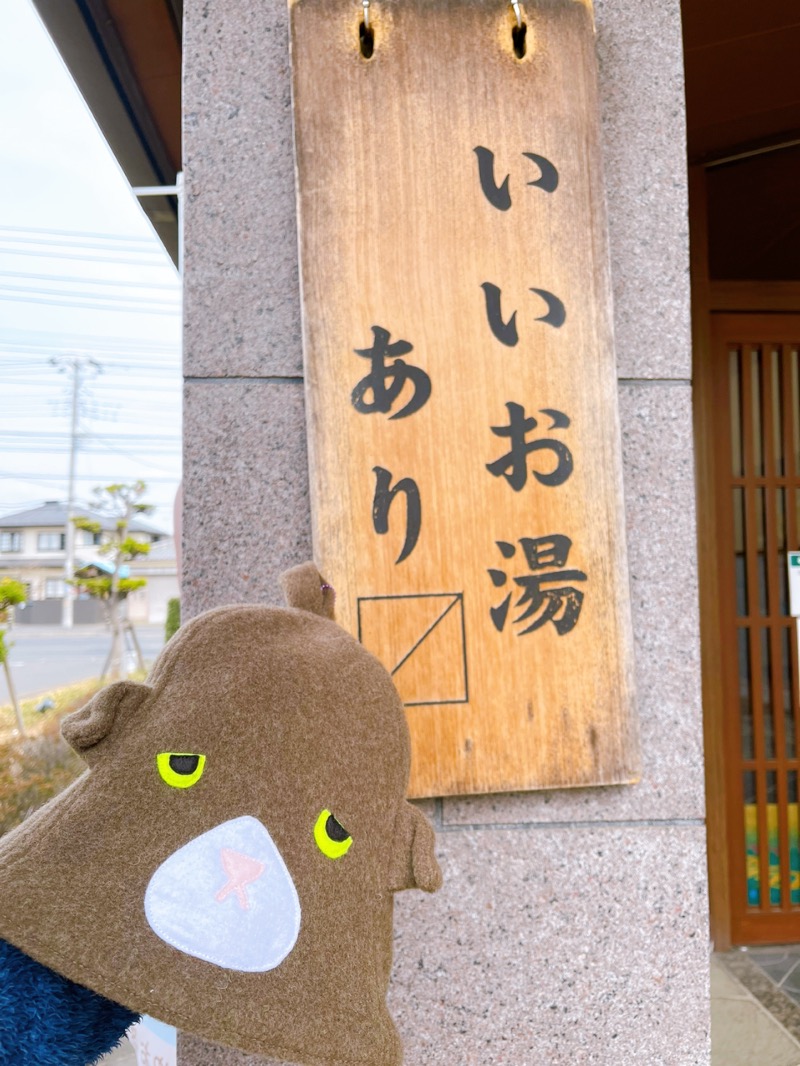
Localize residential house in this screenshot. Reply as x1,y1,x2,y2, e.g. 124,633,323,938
0,501,176,625
126,536,180,626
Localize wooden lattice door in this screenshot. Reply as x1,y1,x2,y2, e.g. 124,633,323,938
711,314,800,944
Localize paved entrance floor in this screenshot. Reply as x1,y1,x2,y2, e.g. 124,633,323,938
713,947,800,1066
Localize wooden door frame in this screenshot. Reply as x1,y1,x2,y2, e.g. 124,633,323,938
690,164,731,949
690,164,800,948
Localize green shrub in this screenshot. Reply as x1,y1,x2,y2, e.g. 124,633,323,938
165,597,181,642
0,577,26,667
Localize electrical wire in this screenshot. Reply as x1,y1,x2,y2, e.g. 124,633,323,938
82,444,182,475
0,471,180,483
0,434,181,445
0,270,180,292
0,246,168,266
0,357,180,372
0,294,180,315
0,282,179,306
0,234,158,252
0,225,155,242
0,229,182,520
0,329,180,352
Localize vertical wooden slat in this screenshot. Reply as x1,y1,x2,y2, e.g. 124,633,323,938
716,338,750,926
730,348,744,478
787,345,800,484
784,347,800,767
701,299,735,948
741,343,771,909
760,345,791,907
753,351,765,478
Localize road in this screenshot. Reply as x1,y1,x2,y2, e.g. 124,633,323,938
0,624,166,703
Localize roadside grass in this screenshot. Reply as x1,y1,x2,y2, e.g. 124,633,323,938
0,677,103,742
0,674,144,837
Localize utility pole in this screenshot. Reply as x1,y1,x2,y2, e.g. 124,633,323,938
51,356,100,628
63,359,79,628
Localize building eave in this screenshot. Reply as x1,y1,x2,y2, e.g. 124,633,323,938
31,0,182,266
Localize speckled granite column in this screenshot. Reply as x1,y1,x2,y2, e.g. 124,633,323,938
180,0,710,1061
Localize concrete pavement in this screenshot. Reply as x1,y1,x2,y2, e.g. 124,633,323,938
0,624,166,702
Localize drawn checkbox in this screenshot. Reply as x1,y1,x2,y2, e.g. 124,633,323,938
357,593,468,707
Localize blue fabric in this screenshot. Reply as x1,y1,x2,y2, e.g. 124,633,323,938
0,937,139,1066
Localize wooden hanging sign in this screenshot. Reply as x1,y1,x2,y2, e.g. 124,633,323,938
289,0,639,797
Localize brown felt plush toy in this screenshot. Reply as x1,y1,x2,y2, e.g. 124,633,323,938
0,562,442,1065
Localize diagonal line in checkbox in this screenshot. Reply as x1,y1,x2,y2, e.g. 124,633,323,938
390,594,460,676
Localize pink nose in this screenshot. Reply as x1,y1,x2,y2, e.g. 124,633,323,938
215,847,266,911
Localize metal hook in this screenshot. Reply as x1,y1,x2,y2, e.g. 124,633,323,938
510,0,522,28
362,0,370,30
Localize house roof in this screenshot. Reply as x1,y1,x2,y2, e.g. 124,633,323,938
138,536,176,561
128,535,178,575
0,501,165,536
75,558,130,578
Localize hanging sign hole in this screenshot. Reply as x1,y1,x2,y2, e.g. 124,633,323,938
359,20,375,58
512,21,527,59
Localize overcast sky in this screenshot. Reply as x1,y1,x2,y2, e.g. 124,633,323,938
0,0,182,533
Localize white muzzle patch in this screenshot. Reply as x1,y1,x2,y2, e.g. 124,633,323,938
144,815,301,971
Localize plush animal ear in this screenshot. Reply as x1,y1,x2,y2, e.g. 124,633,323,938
280,561,336,619
61,680,152,765
389,801,443,893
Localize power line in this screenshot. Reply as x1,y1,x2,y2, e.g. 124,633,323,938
0,225,155,243
0,354,179,363
0,432,181,442
0,362,179,376
0,270,180,292
0,357,180,372
0,246,167,267
0,282,179,307
0,233,156,252
0,383,181,396
0,369,180,381
0,328,180,351
0,447,181,457
90,441,184,475
0,293,180,315
0,356,180,368
0,471,180,483
0,333,179,345
0,361,56,370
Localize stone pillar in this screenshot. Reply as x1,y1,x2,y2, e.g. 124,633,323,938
180,0,710,1061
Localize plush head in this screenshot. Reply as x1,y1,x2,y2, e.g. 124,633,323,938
0,563,441,1065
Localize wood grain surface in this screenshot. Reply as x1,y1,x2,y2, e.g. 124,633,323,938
290,0,639,796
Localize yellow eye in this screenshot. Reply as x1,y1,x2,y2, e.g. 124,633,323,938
157,752,206,789
314,808,353,859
